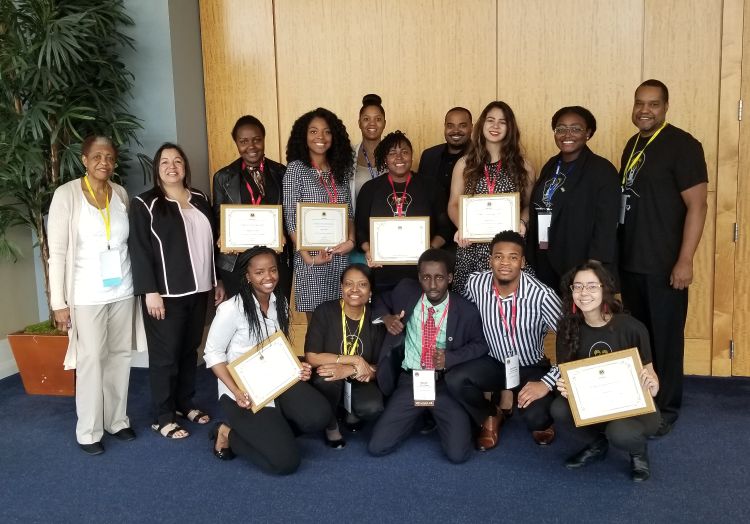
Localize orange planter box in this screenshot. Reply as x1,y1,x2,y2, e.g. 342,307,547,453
8,332,75,396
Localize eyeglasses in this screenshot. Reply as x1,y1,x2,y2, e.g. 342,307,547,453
553,125,586,136
570,283,603,293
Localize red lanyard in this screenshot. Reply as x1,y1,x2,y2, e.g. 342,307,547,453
387,173,412,216
312,161,338,203
492,283,517,349
242,159,265,205
484,161,502,194
421,296,450,348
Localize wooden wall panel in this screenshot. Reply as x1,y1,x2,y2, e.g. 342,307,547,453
643,0,723,345
496,0,643,173
685,338,712,375
712,0,744,376
199,0,280,177
273,0,496,167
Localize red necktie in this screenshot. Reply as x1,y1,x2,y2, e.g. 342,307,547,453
421,307,436,369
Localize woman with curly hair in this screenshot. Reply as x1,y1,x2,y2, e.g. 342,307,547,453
355,130,451,293
551,260,660,481
447,101,535,294
283,108,356,316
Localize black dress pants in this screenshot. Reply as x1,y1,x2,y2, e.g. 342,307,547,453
141,292,208,427
220,381,331,475
368,371,472,464
445,355,555,431
310,374,384,423
620,270,688,424
551,395,660,454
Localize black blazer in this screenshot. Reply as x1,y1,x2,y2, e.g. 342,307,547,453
526,146,620,279
373,278,489,396
417,143,452,197
129,187,217,297
211,157,287,273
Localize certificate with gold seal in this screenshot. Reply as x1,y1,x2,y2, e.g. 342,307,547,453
227,332,302,413
559,348,656,427
220,204,283,253
459,193,520,242
369,216,430,265
296,203,348,250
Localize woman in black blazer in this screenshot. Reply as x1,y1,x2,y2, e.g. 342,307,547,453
130,142,226,439
526,106,620,294
211,115,291,299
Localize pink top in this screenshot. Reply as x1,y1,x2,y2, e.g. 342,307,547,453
182,207,214,293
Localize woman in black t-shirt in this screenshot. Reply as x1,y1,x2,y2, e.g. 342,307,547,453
355,131,451,294
551,261,661,482
305,264,385,448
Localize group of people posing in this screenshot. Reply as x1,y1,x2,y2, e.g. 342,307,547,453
47,79,707,483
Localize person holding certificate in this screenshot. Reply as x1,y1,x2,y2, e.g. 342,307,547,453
130,143,225,439
525,106,620,293
368,249,489,464
48,135,142,455
305,264,385,448
447,101,535,294
283,108,355,316
355,131,451,293
551,261,660,481
203,247,331,475
212,115,291,299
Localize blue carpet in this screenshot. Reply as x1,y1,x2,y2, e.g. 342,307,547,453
1,367,749,523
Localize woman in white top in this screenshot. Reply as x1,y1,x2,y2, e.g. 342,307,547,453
204,246,331,475
48,135,142,455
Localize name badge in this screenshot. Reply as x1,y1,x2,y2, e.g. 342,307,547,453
100,248,123,288
504,354,520,389
619,193,630,224
537,211,552,250
343,380,353,414
412,370,435,406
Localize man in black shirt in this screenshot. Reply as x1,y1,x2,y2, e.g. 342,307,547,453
618,79,708,436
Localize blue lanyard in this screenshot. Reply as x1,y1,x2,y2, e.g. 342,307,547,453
360,145,379,179
542,159,573,207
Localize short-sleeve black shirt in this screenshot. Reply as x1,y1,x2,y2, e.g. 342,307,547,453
558,313,652,364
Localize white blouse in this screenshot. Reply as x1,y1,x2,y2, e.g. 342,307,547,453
73,189,133,306
182,207,214,293
204,293,279,402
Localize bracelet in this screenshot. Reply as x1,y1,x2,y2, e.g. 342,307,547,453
520,218,528,227
336,355,341,364
308,253,316,269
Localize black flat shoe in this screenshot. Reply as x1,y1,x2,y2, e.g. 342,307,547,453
79,442,104,455
107,427,136,441
209,422,235,461
650,419,673,438
565,437,608,469
344,420,364,433
325,436,346,449
630,448,651,482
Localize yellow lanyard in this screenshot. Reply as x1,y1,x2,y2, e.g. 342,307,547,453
83,176,111,247
622,121,667,186
341,301,365,356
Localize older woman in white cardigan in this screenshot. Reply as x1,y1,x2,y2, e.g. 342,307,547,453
48,135,145,456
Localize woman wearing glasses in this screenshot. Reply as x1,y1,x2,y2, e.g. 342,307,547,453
552,261,660,481
525,106,620,294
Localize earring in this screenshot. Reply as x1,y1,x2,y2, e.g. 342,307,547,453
368,295,372,304
572,303,577,314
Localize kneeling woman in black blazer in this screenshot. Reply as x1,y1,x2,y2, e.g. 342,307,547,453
204,247,331,475
305,264,385,448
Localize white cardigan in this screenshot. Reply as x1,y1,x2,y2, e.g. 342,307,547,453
47,178,146,369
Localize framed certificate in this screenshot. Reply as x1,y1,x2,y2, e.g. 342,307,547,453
296,203,348,250
220,204,283,253
369,216,430,265
227,332,302,413
559,348,656,427
459,193,520,242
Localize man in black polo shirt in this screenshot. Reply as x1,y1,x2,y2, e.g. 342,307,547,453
618,79,708,436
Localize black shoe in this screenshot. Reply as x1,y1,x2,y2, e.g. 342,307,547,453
344,420,365,433
564,438,608,469
630,448,651,482
325,436,346,449
420,414,437,435
79,442,104,455
651,419,673,438
209,422,235,461
107,427,136,441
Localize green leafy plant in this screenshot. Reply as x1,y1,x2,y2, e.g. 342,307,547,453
0,0,142,325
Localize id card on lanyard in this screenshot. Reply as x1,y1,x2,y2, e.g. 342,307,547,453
620,122,667,224
84,176,123,288
412,370,436,406
493,283,520,388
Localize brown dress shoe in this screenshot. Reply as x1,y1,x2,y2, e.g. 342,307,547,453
476,414,502,451
532,425,555,446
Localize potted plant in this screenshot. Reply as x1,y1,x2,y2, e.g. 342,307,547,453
0,0,142,395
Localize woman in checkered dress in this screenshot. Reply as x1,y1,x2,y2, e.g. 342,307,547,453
284,108,355,315
447,101,536,295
